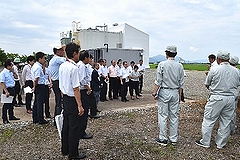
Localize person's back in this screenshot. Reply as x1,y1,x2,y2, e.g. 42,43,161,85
157,59,184,89
206,62,240,96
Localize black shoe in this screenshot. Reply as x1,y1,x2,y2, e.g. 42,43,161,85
100,100,104,102
156,138,168,146
18,102,25,105
113,97,118,99
68,154,86,159
90,115,101,119
3,120,10,124
137,94,142,97
104,99,108,101
109,98,113,100
15,104,21,107
125,99,129,101
39,120,49,125
46,115,52,118
81,133,93,139
9,116,20,120
96,109,101,112
121,100,126,102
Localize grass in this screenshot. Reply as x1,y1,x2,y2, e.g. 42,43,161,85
150,63,209,71
0,129,14,143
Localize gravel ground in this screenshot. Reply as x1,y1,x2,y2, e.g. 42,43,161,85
1,69,240,160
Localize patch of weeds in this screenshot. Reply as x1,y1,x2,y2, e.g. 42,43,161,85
168,145,176,151
125,112,135,118
0,129,14,143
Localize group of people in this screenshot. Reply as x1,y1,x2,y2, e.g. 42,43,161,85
97,58,145,103
153,45,240,150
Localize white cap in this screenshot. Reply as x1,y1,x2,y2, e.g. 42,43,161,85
165,45,177,53
217,50,230,60
229,55,239,65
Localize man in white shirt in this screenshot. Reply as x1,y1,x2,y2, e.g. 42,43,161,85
206,54,218,75
22,55,35,114
59,42,86,159
99,59,109,102
108,59,118,100
120,61,130,102
137,59,145,94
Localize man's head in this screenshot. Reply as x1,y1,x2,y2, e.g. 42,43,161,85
139,59,143,65
27,55,35,66
98,59,104,65
123,61,128,68
79,50,90,64
93,63,100,70
111,59,116,66
165,45,177,58
4,59,13,70
130,61,135,67
65,43,81,63
216,50,230,64
208,54,216,63
36,52,46,65
53,44,66,57
102,59,107,66
229,55,239,66
117,60,122,67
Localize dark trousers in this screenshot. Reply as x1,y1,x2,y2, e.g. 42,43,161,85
128,79,134,96
100,78,107,101
139,74,143,93
32,84,45,123
108,77,118,99
80,90,89,135
2,87,15,121
25,80,33,111
61,95,83,157
117,77,121,97
44,85,51,117
130,81,140,96
13,81,22,104
89,92,97,116
52,80,62,116
121,79,128,101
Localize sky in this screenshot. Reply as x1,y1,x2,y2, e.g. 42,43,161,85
0,0,239,61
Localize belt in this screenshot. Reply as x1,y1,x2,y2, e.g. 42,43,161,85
52,80,59,82
80,89,88,91
160,87,178,90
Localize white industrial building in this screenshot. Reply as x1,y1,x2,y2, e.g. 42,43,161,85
61,23,149,67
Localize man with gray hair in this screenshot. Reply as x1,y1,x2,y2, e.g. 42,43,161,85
229,55,239,135
152,45,184,146
195,51,240,149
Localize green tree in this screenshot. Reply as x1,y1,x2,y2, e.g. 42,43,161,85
0,48,7,65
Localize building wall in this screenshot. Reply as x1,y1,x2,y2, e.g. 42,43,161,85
77,30,123,50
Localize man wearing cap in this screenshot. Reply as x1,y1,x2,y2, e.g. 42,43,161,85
195,51,240,149
13,58,25,107
48,44,66,120
229,55,239,135
152,45,184,146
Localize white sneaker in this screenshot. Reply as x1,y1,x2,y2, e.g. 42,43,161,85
195,140,210,148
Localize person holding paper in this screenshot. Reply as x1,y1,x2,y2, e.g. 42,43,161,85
0,59,20,124
22,55,35,114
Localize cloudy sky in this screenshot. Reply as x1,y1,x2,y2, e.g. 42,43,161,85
0,0,239,61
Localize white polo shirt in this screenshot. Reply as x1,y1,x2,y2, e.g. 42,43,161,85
59,59,80,97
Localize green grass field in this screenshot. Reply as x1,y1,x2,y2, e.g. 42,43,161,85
149,63,209,71
150,63,240,71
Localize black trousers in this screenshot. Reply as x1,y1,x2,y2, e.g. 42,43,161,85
89,92,97,116
130,81,140,96
128,79,134,96
108,77,118,99
44,85,51,117
52,80,62,116
121,79,128,101
32,84,45,123
100,77,107,101
2,87,15,121
25,80,33,111
13,80,23,104
139,74,143,93
80,89,89,135
61,95,83,157
117,77,121,97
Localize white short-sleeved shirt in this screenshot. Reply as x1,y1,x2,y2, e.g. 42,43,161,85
48,55,66,81
22,64,33,82
120,67,130,82
77,61,88,90
99,65,108,77
59,59,80,97
31,62,45,84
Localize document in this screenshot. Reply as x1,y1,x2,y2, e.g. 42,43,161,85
24,86,33,94
1,94,13,103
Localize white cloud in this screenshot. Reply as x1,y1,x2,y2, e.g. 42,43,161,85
189,46,199,52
